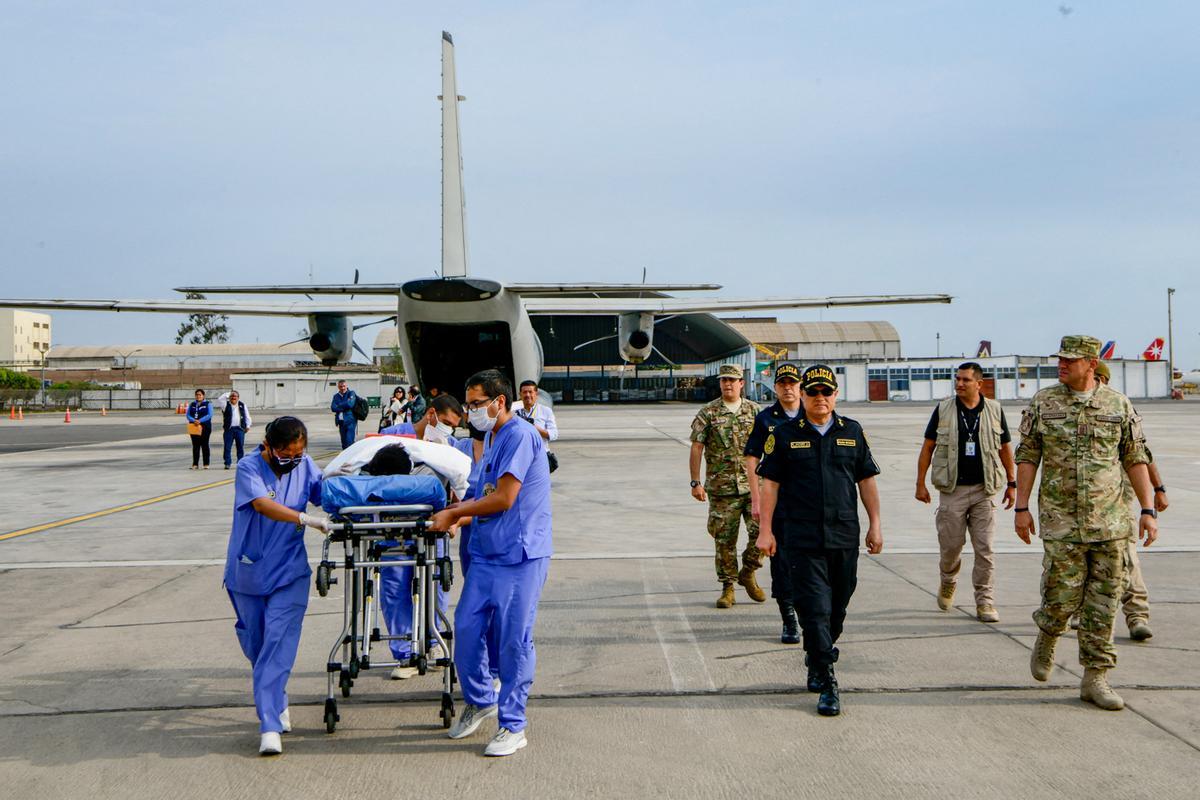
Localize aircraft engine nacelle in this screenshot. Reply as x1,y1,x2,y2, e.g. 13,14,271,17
618,312,655,364
307,313,354,366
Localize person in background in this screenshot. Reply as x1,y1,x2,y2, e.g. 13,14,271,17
380,386,407,431
222,390,253,470
187,388,213,470
330,380,359,449
515,380,558,442
223,416,330,756
407,386,427,422
380,394,464,443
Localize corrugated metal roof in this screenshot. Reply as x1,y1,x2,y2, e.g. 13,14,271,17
721,318,899,344
47,342,314,358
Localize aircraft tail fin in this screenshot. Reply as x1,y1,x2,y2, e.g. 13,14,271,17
1143,338,1165,361
441,31,469,278
976,340,992,358
1099,340,1116,359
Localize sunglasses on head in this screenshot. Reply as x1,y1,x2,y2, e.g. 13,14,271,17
805,387,835,397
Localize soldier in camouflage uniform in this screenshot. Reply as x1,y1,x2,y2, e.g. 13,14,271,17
1014,335,1159,711
690,363,763,608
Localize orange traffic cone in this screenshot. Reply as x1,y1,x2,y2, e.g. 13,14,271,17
17,407,24,421
8,406,14,420
64,408,71,424
101,407,108,416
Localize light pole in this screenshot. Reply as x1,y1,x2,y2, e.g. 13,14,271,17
176,355,196,387
1167,288,1175,384
117,349,142,387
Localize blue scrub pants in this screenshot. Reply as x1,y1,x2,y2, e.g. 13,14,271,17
223,427,246,467
379,541,448,660
227,575,309,733
458,526,499,678
454,557,550,733
338,419,357,449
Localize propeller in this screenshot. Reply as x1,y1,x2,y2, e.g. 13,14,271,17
572,315,679,352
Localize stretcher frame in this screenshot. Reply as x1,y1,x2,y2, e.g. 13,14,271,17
316,503,456,733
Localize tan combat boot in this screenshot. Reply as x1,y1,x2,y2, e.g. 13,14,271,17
1127,618,1153,641
976,605,1000,623
716,584,736,609
937,581,956,611
1080,667,1125,710
1030,630,1057,682
738,568,766,603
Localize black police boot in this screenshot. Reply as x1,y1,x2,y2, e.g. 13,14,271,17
779,601,800,645
804,655,822,693
817,667,841,717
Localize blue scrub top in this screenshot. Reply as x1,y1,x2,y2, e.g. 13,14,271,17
453,436,488,497
468,417,552,566
224,446,323,596
379,422,416,436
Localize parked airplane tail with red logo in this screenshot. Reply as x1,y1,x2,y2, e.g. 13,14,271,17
1099,340,1116,359
1143,338,1165,361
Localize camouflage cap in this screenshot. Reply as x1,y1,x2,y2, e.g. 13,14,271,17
1094,361,1111,382
717,364,743,380
801,364,838,390
1054,335,1101,360
774,363,801,383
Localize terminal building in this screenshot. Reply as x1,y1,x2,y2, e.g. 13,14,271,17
44,342,318,389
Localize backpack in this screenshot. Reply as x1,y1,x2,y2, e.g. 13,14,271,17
352,394,370,421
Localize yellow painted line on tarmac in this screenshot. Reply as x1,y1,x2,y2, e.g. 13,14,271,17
0,450,340,543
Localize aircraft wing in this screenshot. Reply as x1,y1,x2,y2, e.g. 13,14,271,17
522,293,952,315
0,298,397,317
507,283,721,294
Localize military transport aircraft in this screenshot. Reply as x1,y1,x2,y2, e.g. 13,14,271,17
0,32,951,394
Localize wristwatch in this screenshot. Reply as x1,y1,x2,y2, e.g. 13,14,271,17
1006,480,1017,489
1141,508,1158,519
690,480,701,489
1154,485,1166,493
1014,507,1030,513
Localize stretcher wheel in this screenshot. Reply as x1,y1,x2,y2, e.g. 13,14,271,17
417,656,428,676
440,694,455,728
316,563,333,597
339,669,353,698
324,699,339,734
439,558,453,593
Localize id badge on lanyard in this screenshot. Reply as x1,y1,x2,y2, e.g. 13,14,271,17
964,440,976,457
961,408,979,457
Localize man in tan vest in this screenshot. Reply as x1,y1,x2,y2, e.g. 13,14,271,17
915,362,1017,622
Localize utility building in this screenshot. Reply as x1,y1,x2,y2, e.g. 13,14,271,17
0,309,51,368
721,318,901,362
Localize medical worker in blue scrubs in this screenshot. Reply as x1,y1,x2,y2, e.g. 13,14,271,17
430,370,552,758
224,416,330,756
373,395,463,678
451,421,500,687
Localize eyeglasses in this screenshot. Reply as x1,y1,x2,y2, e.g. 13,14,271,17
272,453,306,466
804,387,835,397
464,397,496,411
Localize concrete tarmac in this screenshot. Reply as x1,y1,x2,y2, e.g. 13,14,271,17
1,402,1198,798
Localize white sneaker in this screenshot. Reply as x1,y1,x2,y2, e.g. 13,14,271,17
484,728,527,757
259,732,282,756
390,665,419,680
492,676,502,694
279,708,291,733
447,703,497,739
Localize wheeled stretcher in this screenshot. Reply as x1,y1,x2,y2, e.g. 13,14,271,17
315,474,456,733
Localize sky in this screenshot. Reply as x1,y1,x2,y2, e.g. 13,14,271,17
2,2,1198,368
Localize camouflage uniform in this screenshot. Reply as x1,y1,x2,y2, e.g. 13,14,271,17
691,397,762,585
1016,380,1149,668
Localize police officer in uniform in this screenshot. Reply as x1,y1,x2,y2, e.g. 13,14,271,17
690,364,763,609
755,365,882,717
1015,335,1157,711
744,363,804,644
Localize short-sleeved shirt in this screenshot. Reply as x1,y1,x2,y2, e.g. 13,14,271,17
690,398,760,496
923,398,1011,485
379,422,417,437
1015,383,1149,542
744,401,802,460
224,446,323,596
468,417,553,565
452,436,488,498
756,413,881,550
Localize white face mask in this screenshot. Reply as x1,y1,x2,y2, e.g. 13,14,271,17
423,420,454,443
467,398,498,432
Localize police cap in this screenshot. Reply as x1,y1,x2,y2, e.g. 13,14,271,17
774,363,800,383
801,364,838,391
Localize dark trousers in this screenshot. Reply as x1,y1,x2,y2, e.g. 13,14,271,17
788,547,859,668
337,420,357,449
770,552,793,601
223,427,246,466
190,423,212,466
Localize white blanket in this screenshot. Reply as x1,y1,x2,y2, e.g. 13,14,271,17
323,435,472,498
